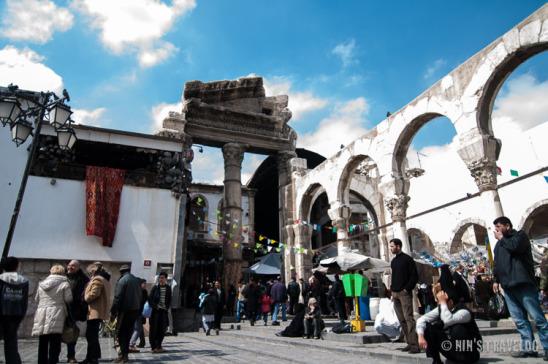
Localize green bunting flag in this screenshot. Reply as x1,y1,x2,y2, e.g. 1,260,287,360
510,169,519,177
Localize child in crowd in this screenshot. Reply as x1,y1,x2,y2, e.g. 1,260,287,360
260,290,272,326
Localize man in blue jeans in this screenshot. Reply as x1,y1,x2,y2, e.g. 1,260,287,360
492,216,548,360
270,277,287,326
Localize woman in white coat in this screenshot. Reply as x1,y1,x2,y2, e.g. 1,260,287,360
32,264,73,364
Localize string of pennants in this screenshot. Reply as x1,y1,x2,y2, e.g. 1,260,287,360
191,196,377,255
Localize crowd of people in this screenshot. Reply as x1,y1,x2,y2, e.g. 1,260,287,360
0,259,173,364
1,215,548,364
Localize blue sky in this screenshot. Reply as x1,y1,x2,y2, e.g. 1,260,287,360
0,0,547,183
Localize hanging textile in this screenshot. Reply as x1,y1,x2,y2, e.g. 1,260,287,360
86,166,125,247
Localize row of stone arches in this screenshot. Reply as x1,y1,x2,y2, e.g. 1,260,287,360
285,7,548,280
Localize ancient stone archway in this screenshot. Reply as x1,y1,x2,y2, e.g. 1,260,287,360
519,199,548,239
337,154,376,204
391,113,449,179
298,183,326,223
407,228,435,254
450,219,488,254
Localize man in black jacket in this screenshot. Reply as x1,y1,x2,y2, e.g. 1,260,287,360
0,256,28,364
149,272,172,353
452,264,472,305
287,277,300,315
111,265,142,363
390,238,419,354
65,260,89,363
492,216,548,360
329,274,347,324
213,280,226,331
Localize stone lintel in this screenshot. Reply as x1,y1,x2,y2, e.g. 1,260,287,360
184,77,266,104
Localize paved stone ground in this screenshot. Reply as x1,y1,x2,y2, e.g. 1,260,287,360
2,320,546,364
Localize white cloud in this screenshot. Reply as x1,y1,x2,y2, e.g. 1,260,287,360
298,97,369,157
492,73,548,130
1,0,74,43
423,58,447,80
0,45,63,94
73,0,195,67
191,146,224,185
150,101,183,133
262,76,328,121
138,41,178,68
332,39,357,68
72,107,107,127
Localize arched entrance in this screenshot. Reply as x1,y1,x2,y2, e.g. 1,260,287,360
450,221,488,254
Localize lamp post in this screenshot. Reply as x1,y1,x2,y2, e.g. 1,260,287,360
0,84,77,258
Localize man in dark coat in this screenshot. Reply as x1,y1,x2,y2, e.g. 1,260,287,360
242,279,260,326
452,264,471,304
65,260,89,363
0,256,29,364
390,238,419,354
213,280,226,330
492,216,548,359
329,274,347,323
111,265,142,363
271,277,288,325
149,272,171,353
287,277,300,315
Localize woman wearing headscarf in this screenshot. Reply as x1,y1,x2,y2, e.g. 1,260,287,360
416,265,482,364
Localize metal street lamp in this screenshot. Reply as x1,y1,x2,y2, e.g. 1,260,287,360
0,84,78,258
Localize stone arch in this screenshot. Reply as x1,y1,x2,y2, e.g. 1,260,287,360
189,194,208,232
407,228,435,254
476,44,548,136
337,154,377,205
450,218,488,254
391,112,452,177
518,199,548,238
298,183,327,223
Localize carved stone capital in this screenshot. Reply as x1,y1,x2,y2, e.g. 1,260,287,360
222,142,245,167
467,158,498,192
385,195,410,222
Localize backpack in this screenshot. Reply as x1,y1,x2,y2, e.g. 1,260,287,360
331,322,351,334
0,279,29,317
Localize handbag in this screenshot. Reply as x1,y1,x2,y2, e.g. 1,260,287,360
488,292,509,319
142,301,152,318
62,305,80,344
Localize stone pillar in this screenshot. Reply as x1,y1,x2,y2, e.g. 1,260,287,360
283,224,296,284
385,194,411,253
222,142,245,292
328,205,352,255
293,224,313,280
278,150,297,283
467,158,504,256
458,132,504,256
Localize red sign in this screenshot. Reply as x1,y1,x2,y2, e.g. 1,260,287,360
144,260,152,268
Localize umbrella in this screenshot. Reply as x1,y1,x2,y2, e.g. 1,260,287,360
319,251,390,272
249,252,281,275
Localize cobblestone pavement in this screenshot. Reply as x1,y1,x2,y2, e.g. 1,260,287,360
2,323,546,364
